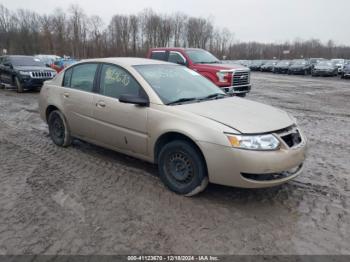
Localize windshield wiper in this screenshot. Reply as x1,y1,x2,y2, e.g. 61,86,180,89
199,93,227,101
166,97,199,105
196,61,221,64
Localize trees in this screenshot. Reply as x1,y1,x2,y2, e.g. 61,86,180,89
0,4,349,59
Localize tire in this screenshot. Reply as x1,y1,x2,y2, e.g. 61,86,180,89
48,110,72,147
158,140,208,196
15,76,24,93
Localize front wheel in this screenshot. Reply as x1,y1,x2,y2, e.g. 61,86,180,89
48,110,72,147
158,140,208,196
15,76,24,93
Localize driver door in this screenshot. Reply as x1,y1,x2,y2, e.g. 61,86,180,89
92,63,149,155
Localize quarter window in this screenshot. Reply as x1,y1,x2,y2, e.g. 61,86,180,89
99,64,142,99
63,68,72,87
70,63,98,92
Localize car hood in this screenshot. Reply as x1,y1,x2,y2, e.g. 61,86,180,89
276,64,290,68
14,66,55,72
193,63,249,71
178,97,294,134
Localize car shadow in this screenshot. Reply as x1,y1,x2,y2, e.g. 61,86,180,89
71,137,298,205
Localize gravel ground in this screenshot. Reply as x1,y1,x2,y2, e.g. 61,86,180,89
0,73,349,255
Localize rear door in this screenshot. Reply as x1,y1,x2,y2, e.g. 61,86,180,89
61,63,99,140
92,63,148,155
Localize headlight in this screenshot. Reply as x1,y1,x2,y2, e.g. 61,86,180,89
19,71,30,76
226,134,280,151
216,71,230,83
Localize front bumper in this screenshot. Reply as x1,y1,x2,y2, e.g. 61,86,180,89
222,84,251,95
312,70,335,76
289,68,308,74
275,68,289,73
198,134,307,188
20,77,53,88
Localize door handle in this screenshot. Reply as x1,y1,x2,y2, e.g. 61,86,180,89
96,101,106,108
63,92,70,98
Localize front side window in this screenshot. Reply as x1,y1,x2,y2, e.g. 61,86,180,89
99,64,142,99
168,52,186,64
135,64,224,105
70,63,98,92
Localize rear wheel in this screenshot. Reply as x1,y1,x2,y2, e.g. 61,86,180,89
158,140,208,196
48,110,72,147
15,76,24,93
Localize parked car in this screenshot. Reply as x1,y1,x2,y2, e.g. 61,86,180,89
309,58,325,69
260,60,278,72
35,54,61,67
0,55,56,92
312,60,338,77
288,59,312,75
341,62,350,79
249,60,265,71
331,59,346,74
147,48,251,97
51,58,78,73
273,60,292,74
39,58,307,196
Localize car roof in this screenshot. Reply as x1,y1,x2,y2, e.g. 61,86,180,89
150,47,204,52
78,57,172,66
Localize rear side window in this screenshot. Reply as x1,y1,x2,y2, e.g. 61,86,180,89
150,51,167,61
70,63,98,92
99,64,142,99
63,68,72,87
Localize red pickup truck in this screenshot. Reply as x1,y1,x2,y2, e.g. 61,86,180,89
147,48,251,96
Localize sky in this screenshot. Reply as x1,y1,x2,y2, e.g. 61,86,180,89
1,0,349,45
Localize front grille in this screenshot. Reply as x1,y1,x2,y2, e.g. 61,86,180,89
232,70,250,86
30,71,54,79
275,126,302,148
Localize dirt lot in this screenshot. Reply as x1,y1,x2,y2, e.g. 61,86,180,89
0,73,349,255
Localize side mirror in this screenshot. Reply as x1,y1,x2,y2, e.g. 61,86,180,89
119,94,149,107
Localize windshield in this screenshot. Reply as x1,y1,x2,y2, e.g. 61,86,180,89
10,56,45,67
277,61,290,66
293,60,307,65
331,59,344,64
185,50,220,64
134,65,225,105
317,61,333,66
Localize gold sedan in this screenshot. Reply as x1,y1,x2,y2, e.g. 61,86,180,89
39,58,307,196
